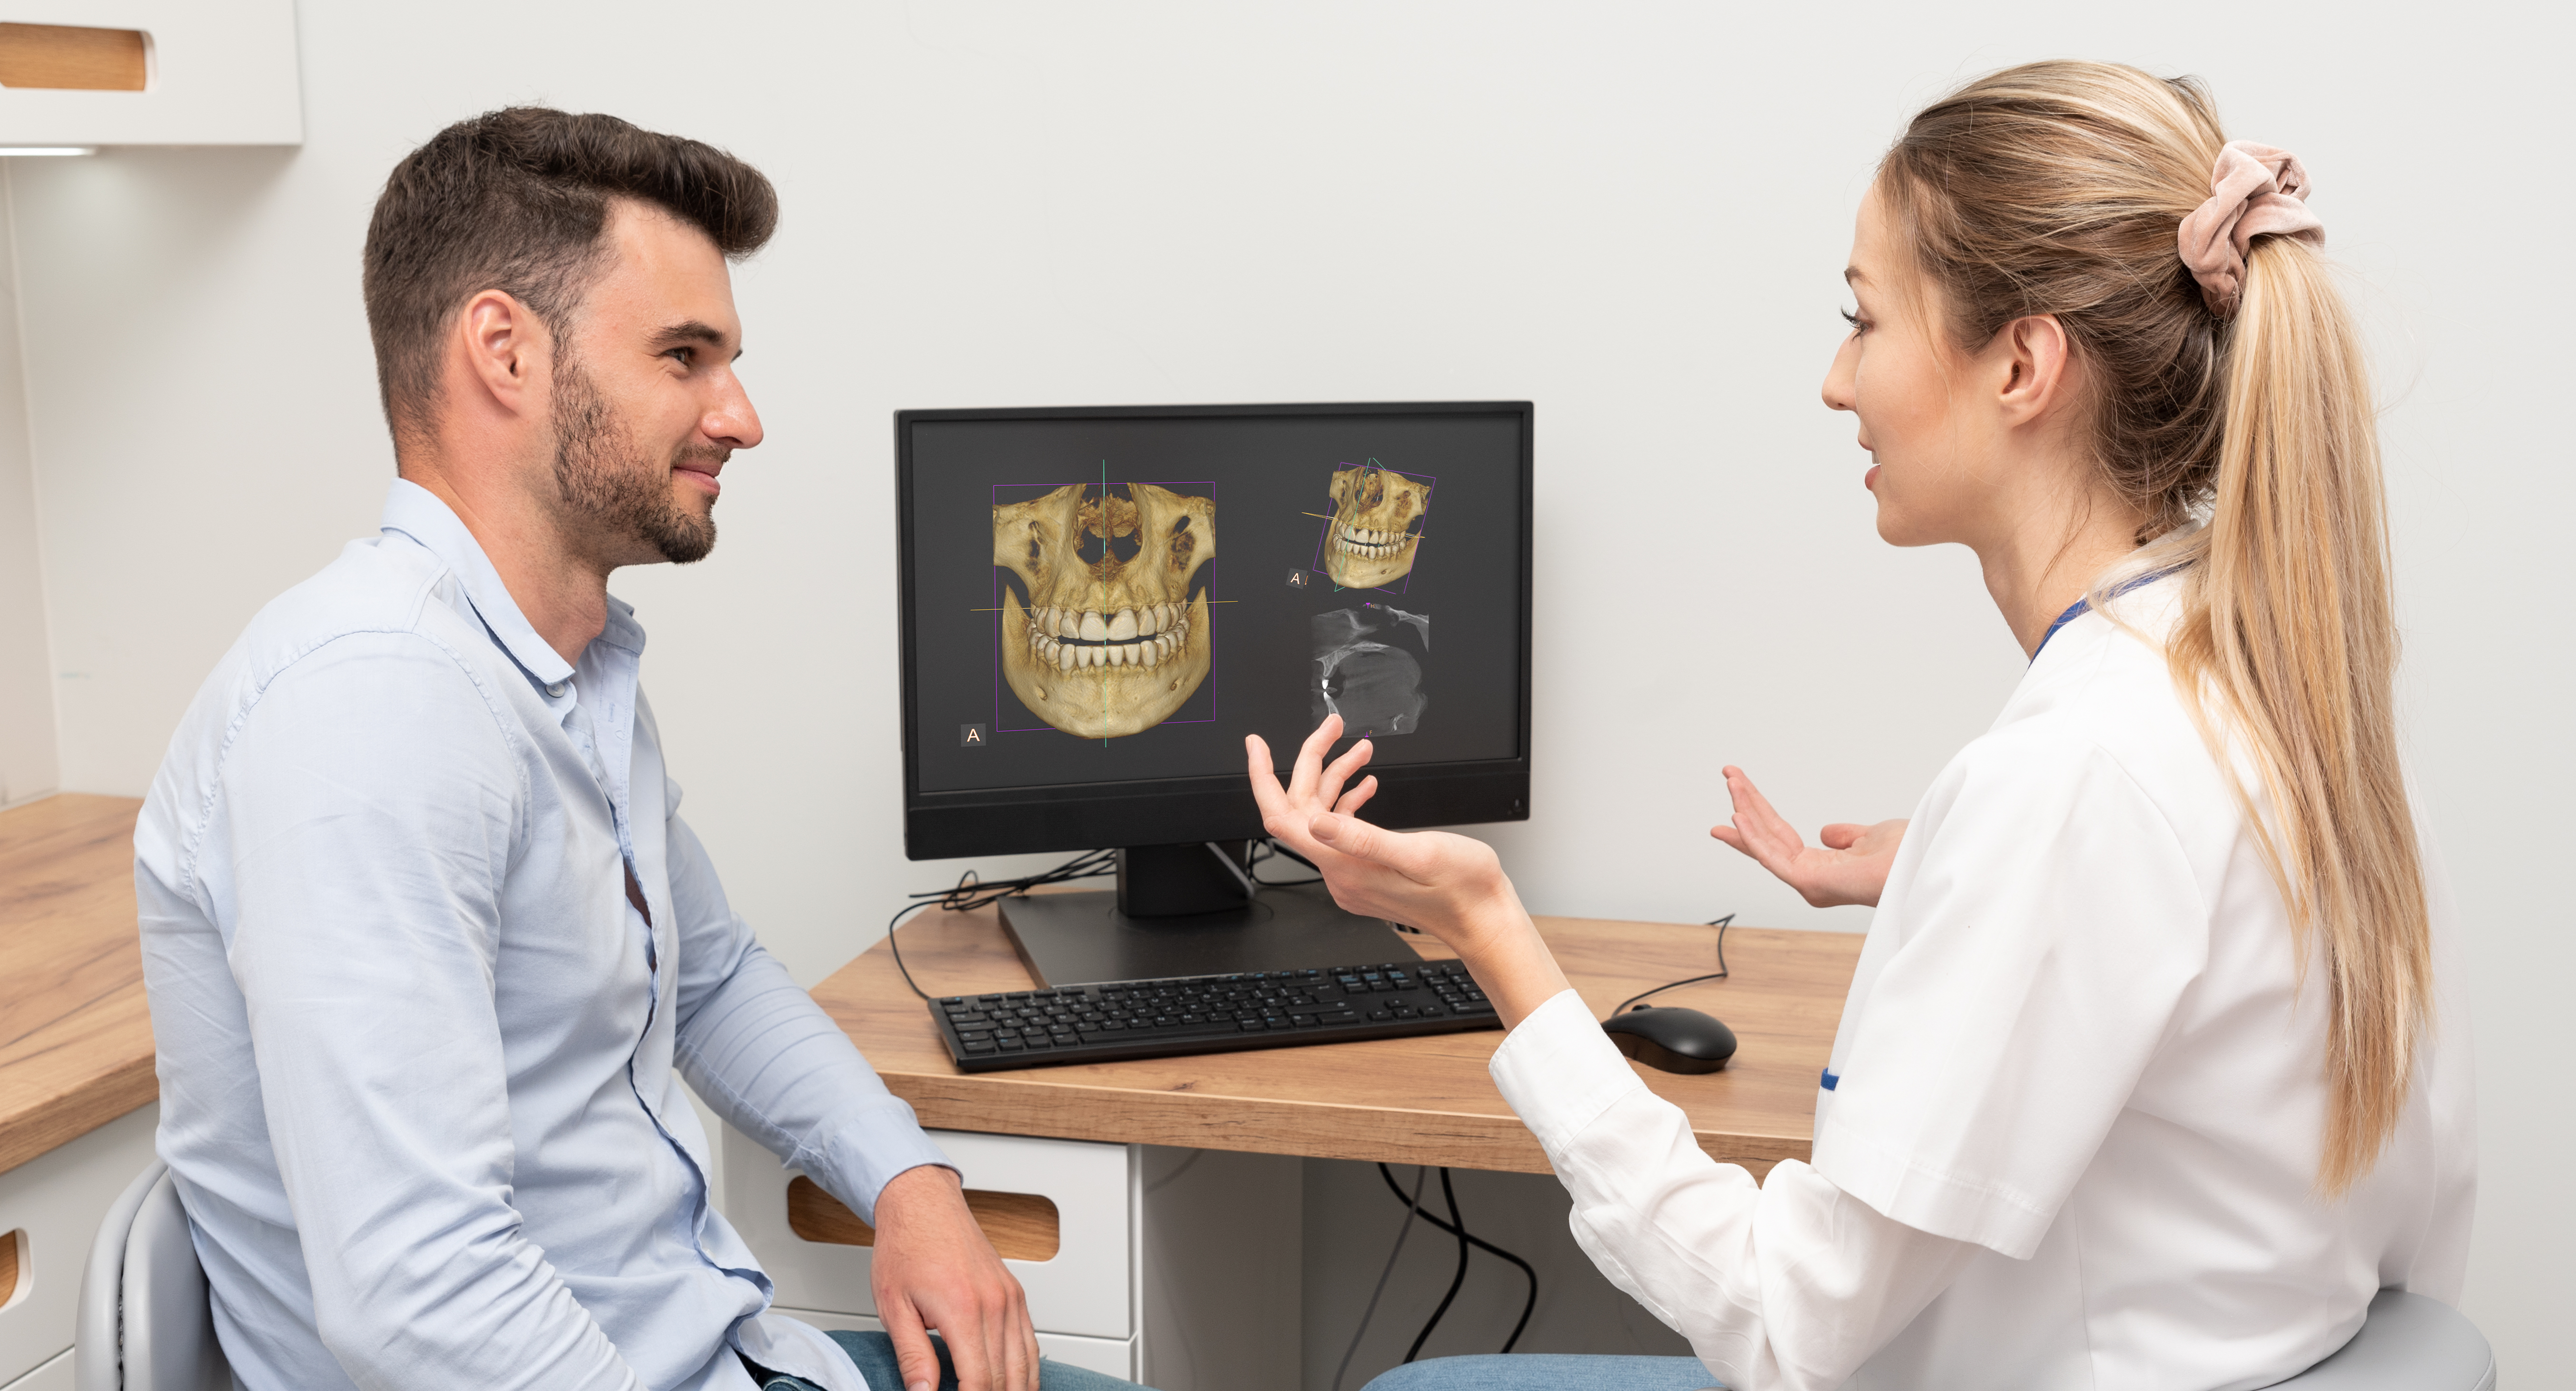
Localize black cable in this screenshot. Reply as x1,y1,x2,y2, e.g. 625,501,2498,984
1249,837,1325,887
885,900,938,1000
885,849,1124,1000
1375,1163,1537,1353
1404,1168,1471,1362
1613,914,1736,1016
1335,1164,1431,1391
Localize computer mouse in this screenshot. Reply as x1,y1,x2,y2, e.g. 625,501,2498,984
1602,1005,1737,1074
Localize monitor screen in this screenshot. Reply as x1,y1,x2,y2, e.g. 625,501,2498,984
896,402,1531,859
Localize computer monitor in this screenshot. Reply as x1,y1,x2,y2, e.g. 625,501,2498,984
895,401,1532,985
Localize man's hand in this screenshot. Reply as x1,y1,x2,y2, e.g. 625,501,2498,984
868,1165,1035,1391
1708,766,1906,908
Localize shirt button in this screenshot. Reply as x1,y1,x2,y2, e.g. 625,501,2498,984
545,681,569,698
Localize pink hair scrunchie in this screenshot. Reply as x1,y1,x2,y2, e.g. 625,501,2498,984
2177,141,2325,318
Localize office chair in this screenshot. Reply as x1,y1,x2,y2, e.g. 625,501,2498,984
74,1162,230,1391
2268,1288,2496,1390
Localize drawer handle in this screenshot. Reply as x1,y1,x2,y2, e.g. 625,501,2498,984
787,1177,1060,1261
1,1228,20,1311
0,23,149,91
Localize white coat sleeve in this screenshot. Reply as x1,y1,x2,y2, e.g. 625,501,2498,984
1490,991,1975,1391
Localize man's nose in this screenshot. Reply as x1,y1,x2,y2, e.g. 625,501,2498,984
709,375,763,449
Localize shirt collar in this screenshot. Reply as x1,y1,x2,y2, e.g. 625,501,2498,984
378,478,608,689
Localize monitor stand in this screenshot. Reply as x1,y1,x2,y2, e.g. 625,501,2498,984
995,841,1419,987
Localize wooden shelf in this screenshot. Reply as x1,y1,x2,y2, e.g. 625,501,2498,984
0,794,153,1176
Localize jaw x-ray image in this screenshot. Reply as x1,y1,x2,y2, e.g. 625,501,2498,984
1311,604,1430,737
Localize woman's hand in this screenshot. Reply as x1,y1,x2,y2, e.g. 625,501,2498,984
1246,716,1570,1024
1708,765,1906,908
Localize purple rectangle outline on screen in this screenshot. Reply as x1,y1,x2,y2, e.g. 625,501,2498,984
989,479,1219,734
1306,465,1436,597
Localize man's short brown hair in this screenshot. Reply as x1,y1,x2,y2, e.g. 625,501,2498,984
361,107,778,446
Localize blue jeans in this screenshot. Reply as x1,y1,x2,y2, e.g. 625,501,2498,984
1360,1354,1719,1391
748,1330,1154,1390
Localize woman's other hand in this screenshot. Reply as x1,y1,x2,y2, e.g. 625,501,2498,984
1246,716,1570,1024
1709,765,1906,908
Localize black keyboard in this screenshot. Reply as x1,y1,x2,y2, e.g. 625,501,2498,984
932,961,1500,1071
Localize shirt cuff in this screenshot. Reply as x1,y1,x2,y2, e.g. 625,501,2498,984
801,1095,957,1225
1487,988,1650,1156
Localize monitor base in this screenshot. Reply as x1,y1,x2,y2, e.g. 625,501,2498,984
997,881,1421,987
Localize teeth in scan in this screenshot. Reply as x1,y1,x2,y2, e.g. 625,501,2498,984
1020,606,1193,684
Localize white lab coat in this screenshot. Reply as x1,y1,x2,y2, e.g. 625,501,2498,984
1489,581,2475,1391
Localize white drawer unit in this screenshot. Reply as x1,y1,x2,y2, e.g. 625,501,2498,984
720,1126,1306,1391
0,1105,158,1387
721,1126,1139,1343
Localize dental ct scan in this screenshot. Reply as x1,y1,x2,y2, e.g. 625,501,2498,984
899,405,1529,806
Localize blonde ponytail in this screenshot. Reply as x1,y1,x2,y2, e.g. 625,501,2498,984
2168,237,2428,1194
1880,61,2429,1193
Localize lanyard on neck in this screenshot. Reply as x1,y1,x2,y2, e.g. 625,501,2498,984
2032,567,2184,662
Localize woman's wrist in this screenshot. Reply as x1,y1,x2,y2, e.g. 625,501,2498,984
1442,883,1572,1028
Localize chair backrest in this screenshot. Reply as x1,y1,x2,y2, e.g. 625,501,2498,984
74,1162,231,1391
2269,1289,2496,1391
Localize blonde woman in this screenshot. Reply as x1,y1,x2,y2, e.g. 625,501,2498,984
1250,62,2473,1391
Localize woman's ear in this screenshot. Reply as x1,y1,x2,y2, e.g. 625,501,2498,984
1992,313,2078,429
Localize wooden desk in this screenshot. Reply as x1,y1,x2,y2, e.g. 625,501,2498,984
0,794,153,1176
815,903,1861,1179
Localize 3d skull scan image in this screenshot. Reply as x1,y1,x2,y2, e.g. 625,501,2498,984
992,482,1216,739
1311,605,1430,738
1323,462,1432,590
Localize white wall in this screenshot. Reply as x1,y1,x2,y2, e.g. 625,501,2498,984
6,0,2567,1375
0,169,57,807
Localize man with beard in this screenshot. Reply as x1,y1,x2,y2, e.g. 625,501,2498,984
134,110,1133,1391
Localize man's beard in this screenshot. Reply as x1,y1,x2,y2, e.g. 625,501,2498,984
549,355,718,565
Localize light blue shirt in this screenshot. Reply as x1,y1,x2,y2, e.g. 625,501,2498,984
136,480,949,1391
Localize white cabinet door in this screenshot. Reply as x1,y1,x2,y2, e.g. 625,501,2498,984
722,1126,1136,1342
0,1105,159,1387
0,2,301,145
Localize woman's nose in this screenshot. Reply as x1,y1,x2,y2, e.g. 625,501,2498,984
1821,337,1859,413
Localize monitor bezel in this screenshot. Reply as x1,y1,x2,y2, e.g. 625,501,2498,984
895,400,1534,861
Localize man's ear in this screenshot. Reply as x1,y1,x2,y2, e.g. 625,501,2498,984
1993,313,2077,429
455,289,547,419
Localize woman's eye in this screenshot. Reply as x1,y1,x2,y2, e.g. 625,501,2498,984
1840,307,1868,333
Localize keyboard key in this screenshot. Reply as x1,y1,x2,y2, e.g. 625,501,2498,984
964,1040,996,1054
997,1037,1024,1050
1240,1019,1267,1032
1369,1010,1392,1021
1291,1014,1317,1027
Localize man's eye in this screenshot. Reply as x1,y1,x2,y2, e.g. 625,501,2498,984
668,347,695,366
